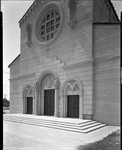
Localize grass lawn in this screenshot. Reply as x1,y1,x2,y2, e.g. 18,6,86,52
77,130,120,150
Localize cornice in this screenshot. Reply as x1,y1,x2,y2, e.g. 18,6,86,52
63,60,93,71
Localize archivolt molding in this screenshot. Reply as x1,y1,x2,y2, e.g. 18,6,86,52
37,70,59,85
63,78,83,95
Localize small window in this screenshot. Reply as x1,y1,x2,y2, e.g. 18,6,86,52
51,12,54,18
41,25,45,29
41,30,45,35
56,17,60,22
51,33,54,38
51,20,54,25
46,22,50,27
47,35,49,41
47,14,50,20
51,26,54,31
56,24,60,28
46,28,50,33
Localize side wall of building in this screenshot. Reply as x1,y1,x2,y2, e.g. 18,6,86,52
93,24,120,125
9,56,20,113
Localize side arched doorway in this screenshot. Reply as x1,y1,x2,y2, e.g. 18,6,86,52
23,85,35,114
62,78,83,119
36,70,59,117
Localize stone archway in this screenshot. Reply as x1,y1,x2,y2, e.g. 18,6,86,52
23,85,35,114
62,78,83,118
35,70,59,116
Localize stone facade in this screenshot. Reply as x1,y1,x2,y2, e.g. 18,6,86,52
9,0,120,125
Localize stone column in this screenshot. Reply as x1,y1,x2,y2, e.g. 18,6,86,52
34,82,39,115
54,78,59,117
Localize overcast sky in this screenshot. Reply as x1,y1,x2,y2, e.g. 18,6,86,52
2,0,122,99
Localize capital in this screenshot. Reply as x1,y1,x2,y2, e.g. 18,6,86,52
54,78,59,89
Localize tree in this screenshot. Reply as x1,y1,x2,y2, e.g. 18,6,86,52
3,98,10,107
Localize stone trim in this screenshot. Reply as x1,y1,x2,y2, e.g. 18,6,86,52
19,73,35,80
10,73,35,81
63,60,93,71
94,55,120,64
63,55,119,71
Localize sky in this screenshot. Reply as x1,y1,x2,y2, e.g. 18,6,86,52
2,0,122,100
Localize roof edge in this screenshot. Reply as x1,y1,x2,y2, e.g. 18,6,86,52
108,0,120,22
8,54,20,68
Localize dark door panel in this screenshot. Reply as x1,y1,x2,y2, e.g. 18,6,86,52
44,89,55,116
27,97,33,114
67,95,79,118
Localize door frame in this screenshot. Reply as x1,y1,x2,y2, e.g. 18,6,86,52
62,78,83,119
23,85,35,114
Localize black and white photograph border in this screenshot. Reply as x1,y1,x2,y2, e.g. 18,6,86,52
2,0,121,150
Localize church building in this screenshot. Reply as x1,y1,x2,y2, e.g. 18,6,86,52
8,0,120,126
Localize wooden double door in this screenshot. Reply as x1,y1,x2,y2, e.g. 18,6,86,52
44,89,55,116
67,95,79,118
27,97,33,114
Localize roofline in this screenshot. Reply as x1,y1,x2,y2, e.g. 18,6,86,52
18,0,36,27
18,0,120,27
8,54,20,68
108,0,120,22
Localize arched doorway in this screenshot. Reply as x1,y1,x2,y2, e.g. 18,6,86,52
62,78,83,118
23,85,35,114
36,70,59,116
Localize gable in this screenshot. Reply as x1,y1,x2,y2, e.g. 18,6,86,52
93,0,119,23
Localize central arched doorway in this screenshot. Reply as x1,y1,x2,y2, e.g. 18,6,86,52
36,70,59,116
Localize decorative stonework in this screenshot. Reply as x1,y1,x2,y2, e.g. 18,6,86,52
62,78,83,118
26,24,32,47
63,60,93,71
68,0,78,29
35,82,39,91
35,70,60,116
63,55,120,71
22,84,35,114
35,2,64,46
41,74,58,90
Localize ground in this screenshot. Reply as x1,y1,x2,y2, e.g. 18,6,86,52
77,130,120,150
3,119,120,150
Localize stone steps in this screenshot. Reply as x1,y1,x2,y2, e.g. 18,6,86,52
3,114,106,133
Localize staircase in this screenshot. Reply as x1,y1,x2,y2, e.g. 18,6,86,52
3,114,106,134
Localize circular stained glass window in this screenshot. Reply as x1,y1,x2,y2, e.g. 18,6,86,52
35,2,64,45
